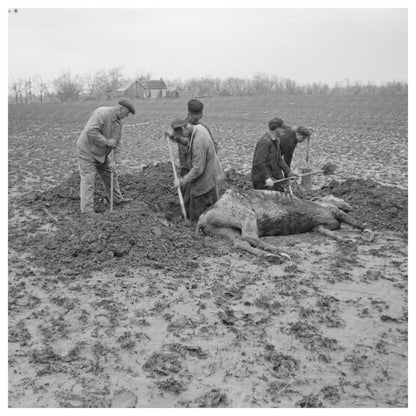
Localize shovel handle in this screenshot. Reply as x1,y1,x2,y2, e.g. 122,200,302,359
166,133,188,220
272,170,323,185
110,150,114,212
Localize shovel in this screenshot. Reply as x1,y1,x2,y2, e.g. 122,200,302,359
166,133,188,220
110,150,114,212
301,129,313,189
272,163,337,185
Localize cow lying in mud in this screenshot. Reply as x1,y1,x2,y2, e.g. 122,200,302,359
196,189,374,263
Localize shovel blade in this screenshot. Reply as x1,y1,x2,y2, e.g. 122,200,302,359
301,167,313,189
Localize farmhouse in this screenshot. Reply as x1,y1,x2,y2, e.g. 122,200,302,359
114,81,145,99
141,79,167,99
114,78,168,99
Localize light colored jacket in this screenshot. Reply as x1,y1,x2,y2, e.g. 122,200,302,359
76,106,121,163
182,124,224,196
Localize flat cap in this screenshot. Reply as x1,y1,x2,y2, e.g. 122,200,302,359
118,98,135,115
171,118,188,130
187,99,204,115
268,117,285,131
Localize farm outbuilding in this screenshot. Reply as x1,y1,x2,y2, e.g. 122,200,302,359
114,81,145,99
166,87,193,99
141,79,167,99
113,78,168,99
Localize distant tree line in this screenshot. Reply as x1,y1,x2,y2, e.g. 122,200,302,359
172,74,407,97
8,67,408,104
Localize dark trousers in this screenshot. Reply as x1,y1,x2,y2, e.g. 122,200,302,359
188,187,219,223
283,151,294,168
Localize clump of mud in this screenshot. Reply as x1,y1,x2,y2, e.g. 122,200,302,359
178,388,229,408
296,393,324,408
323,178,408,236
9,163,407,279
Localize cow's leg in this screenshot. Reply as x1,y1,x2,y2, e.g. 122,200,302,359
335,210,366,229
240,215,291,261
313,225,346,242
201,224,289,263
335,211,375,242
233,240,288,264
245,237,291,261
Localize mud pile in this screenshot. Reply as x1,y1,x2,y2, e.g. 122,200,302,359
9,163,407,279
10,163,225,279
322,178,408,236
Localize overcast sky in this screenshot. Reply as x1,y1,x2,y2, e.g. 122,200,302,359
8,7,408,85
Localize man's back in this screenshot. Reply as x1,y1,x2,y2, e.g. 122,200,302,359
279,127,297,153
251,133,280,187
278,127,298,167
76,106,117,162
188,125,223,196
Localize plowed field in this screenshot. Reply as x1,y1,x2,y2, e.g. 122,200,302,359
8,94,408,408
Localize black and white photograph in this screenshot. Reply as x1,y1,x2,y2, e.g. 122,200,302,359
6,2,411,410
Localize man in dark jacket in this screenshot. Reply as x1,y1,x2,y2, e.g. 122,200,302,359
279,124,311,167
251,118,294,192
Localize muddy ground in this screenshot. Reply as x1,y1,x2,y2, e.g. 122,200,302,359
8,95,408,408
8,163,408,408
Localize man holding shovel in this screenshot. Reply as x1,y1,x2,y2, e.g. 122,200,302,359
251,118,296,192
176,99,216,177
171,118,224,224
76,98,135,217
172,99,219,218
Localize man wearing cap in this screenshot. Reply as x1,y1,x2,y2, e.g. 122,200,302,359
175,99,218,174
76,98,135,216
279,124,311,167
186,99,216,141
171,118,223,224
251,117,294,192
173,99,219,213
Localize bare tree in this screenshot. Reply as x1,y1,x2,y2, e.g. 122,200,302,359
92,69,111,95
53,70,83,102
9,78,22,104
134,67,152,83
13,78,24,104
32,76,49,103
39,80,49,103
221,77,247,96
83,72,97,97
81,67,126,99
23,78,34,103
107,66,125,91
